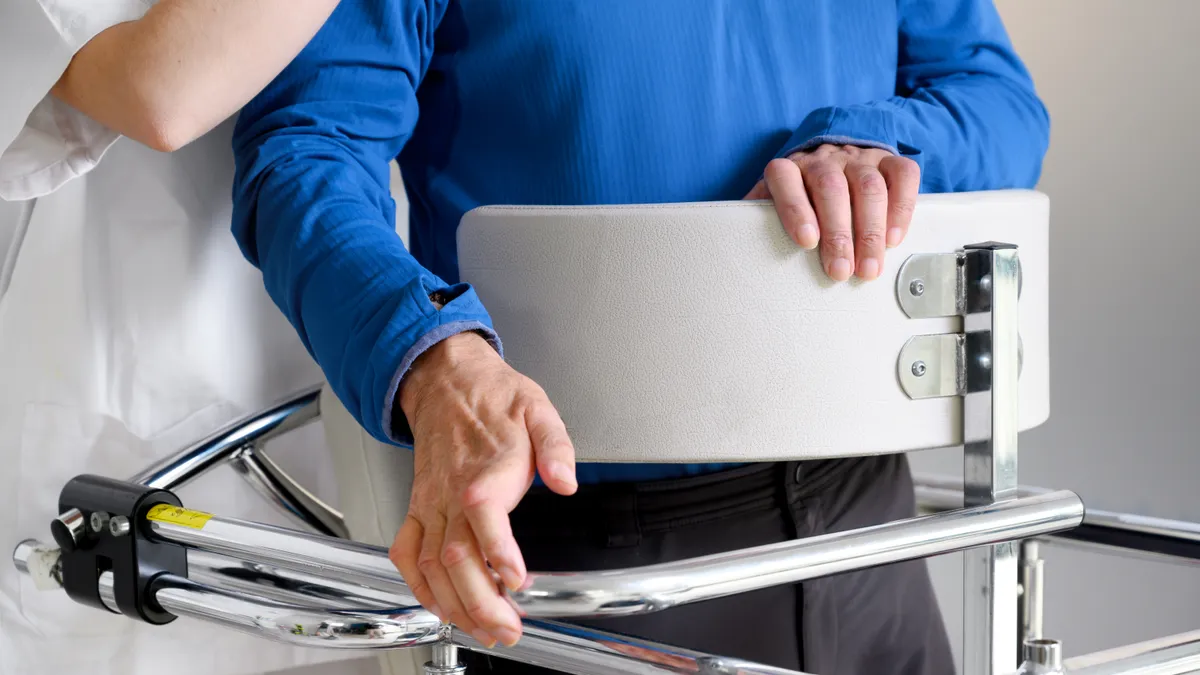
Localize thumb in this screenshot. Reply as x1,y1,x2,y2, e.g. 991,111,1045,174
525,401,577,495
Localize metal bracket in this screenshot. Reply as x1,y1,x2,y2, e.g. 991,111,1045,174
54,475,187,624
898,333,1024,400
897,250,1023,319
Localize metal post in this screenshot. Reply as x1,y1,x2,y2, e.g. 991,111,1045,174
1019,540,1045,647
962,244,1022,675
426,625,467,675
1017,638,1066,675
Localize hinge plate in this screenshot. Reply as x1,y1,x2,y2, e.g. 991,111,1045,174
899,332,1024,399
898,252,1022,319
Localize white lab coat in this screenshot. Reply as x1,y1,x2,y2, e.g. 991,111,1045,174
0,3,361,674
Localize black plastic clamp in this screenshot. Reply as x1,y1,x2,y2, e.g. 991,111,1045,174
52,475,188,624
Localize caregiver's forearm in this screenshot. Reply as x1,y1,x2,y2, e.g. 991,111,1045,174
50,0,340,152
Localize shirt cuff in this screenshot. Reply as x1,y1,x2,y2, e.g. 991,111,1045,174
776,105,906,160
379,293,504,447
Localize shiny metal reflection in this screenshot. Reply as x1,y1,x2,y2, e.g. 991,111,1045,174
230,444,350,539
151,573,442,649
129,387,322,490
961,245,1022,675
148,490,1082,619
914,473,1200,564
148,515,409,597
1064,630,1200,675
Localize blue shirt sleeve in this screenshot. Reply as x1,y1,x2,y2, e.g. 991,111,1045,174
230,0,500,447
776,0,1051,192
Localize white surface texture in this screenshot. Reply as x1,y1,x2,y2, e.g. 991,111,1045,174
458,191,1050,463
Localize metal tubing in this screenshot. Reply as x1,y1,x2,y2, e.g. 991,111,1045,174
100,564,811,675
914,474,1200,564
25,531,1200,675
464,621,808,675
129,387,322,490
1018,541,1045,646
962,245,1022,675
149,573,443,649
186,550,405,609
147,490,1084,618
1017,638,1065,675
229,445,350,539
1063,630,1200,675
148,514,410,597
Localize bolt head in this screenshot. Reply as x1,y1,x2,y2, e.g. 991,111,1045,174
911,361,927,377
108,516,131,538
89,512,110,534
909,280,925,296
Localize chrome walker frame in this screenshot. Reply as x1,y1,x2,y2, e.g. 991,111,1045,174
11,243,1200,675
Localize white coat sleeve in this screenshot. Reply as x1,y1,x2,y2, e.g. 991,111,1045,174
0,1,152,201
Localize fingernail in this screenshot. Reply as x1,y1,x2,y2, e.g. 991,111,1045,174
887,227,903,248
429,605,443,620
829,258,852,281
496,627,522,647
858,258,880,281
547,461,577,489
498,567,524,591
799,223,819,249
471,629,498,648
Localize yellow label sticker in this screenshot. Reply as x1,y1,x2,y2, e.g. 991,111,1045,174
146,504,214,529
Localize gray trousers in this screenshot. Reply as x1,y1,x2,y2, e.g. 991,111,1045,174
322,388,954,674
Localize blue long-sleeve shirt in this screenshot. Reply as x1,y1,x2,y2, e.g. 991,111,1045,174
231,0,1049,484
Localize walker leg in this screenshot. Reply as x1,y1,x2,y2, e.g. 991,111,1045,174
962,244,1022,675
1018,539,1045,652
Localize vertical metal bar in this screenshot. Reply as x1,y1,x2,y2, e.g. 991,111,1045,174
1020,540,1045,644
962,244,1022,675
1017,543,1027,666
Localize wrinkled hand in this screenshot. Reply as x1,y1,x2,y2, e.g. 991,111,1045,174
390,332,577,647
745,144,921,282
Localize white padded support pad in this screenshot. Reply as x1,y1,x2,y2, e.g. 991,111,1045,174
458,190,1050,463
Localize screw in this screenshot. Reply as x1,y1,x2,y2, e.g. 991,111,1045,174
109,516,131,538
89,512,110,534
978,353,992,370
909,280,925,296
911,361,927,377
978,275,992,294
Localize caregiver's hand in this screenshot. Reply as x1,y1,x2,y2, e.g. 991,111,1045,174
745,144,920,282
390,331,577,648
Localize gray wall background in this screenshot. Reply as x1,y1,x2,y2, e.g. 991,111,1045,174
912,0,1200,670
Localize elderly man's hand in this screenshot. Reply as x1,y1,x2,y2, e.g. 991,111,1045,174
746,144,921,282
390,332,577,647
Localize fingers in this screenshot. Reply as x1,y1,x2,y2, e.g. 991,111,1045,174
390,516,436,614
461,474,527,591
802,159,854,282
415,515,491,644
846,163,888,281
765,147,922,283
878,156,920,248
442,515,523,646
762,159,819,249
526,400,577,496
